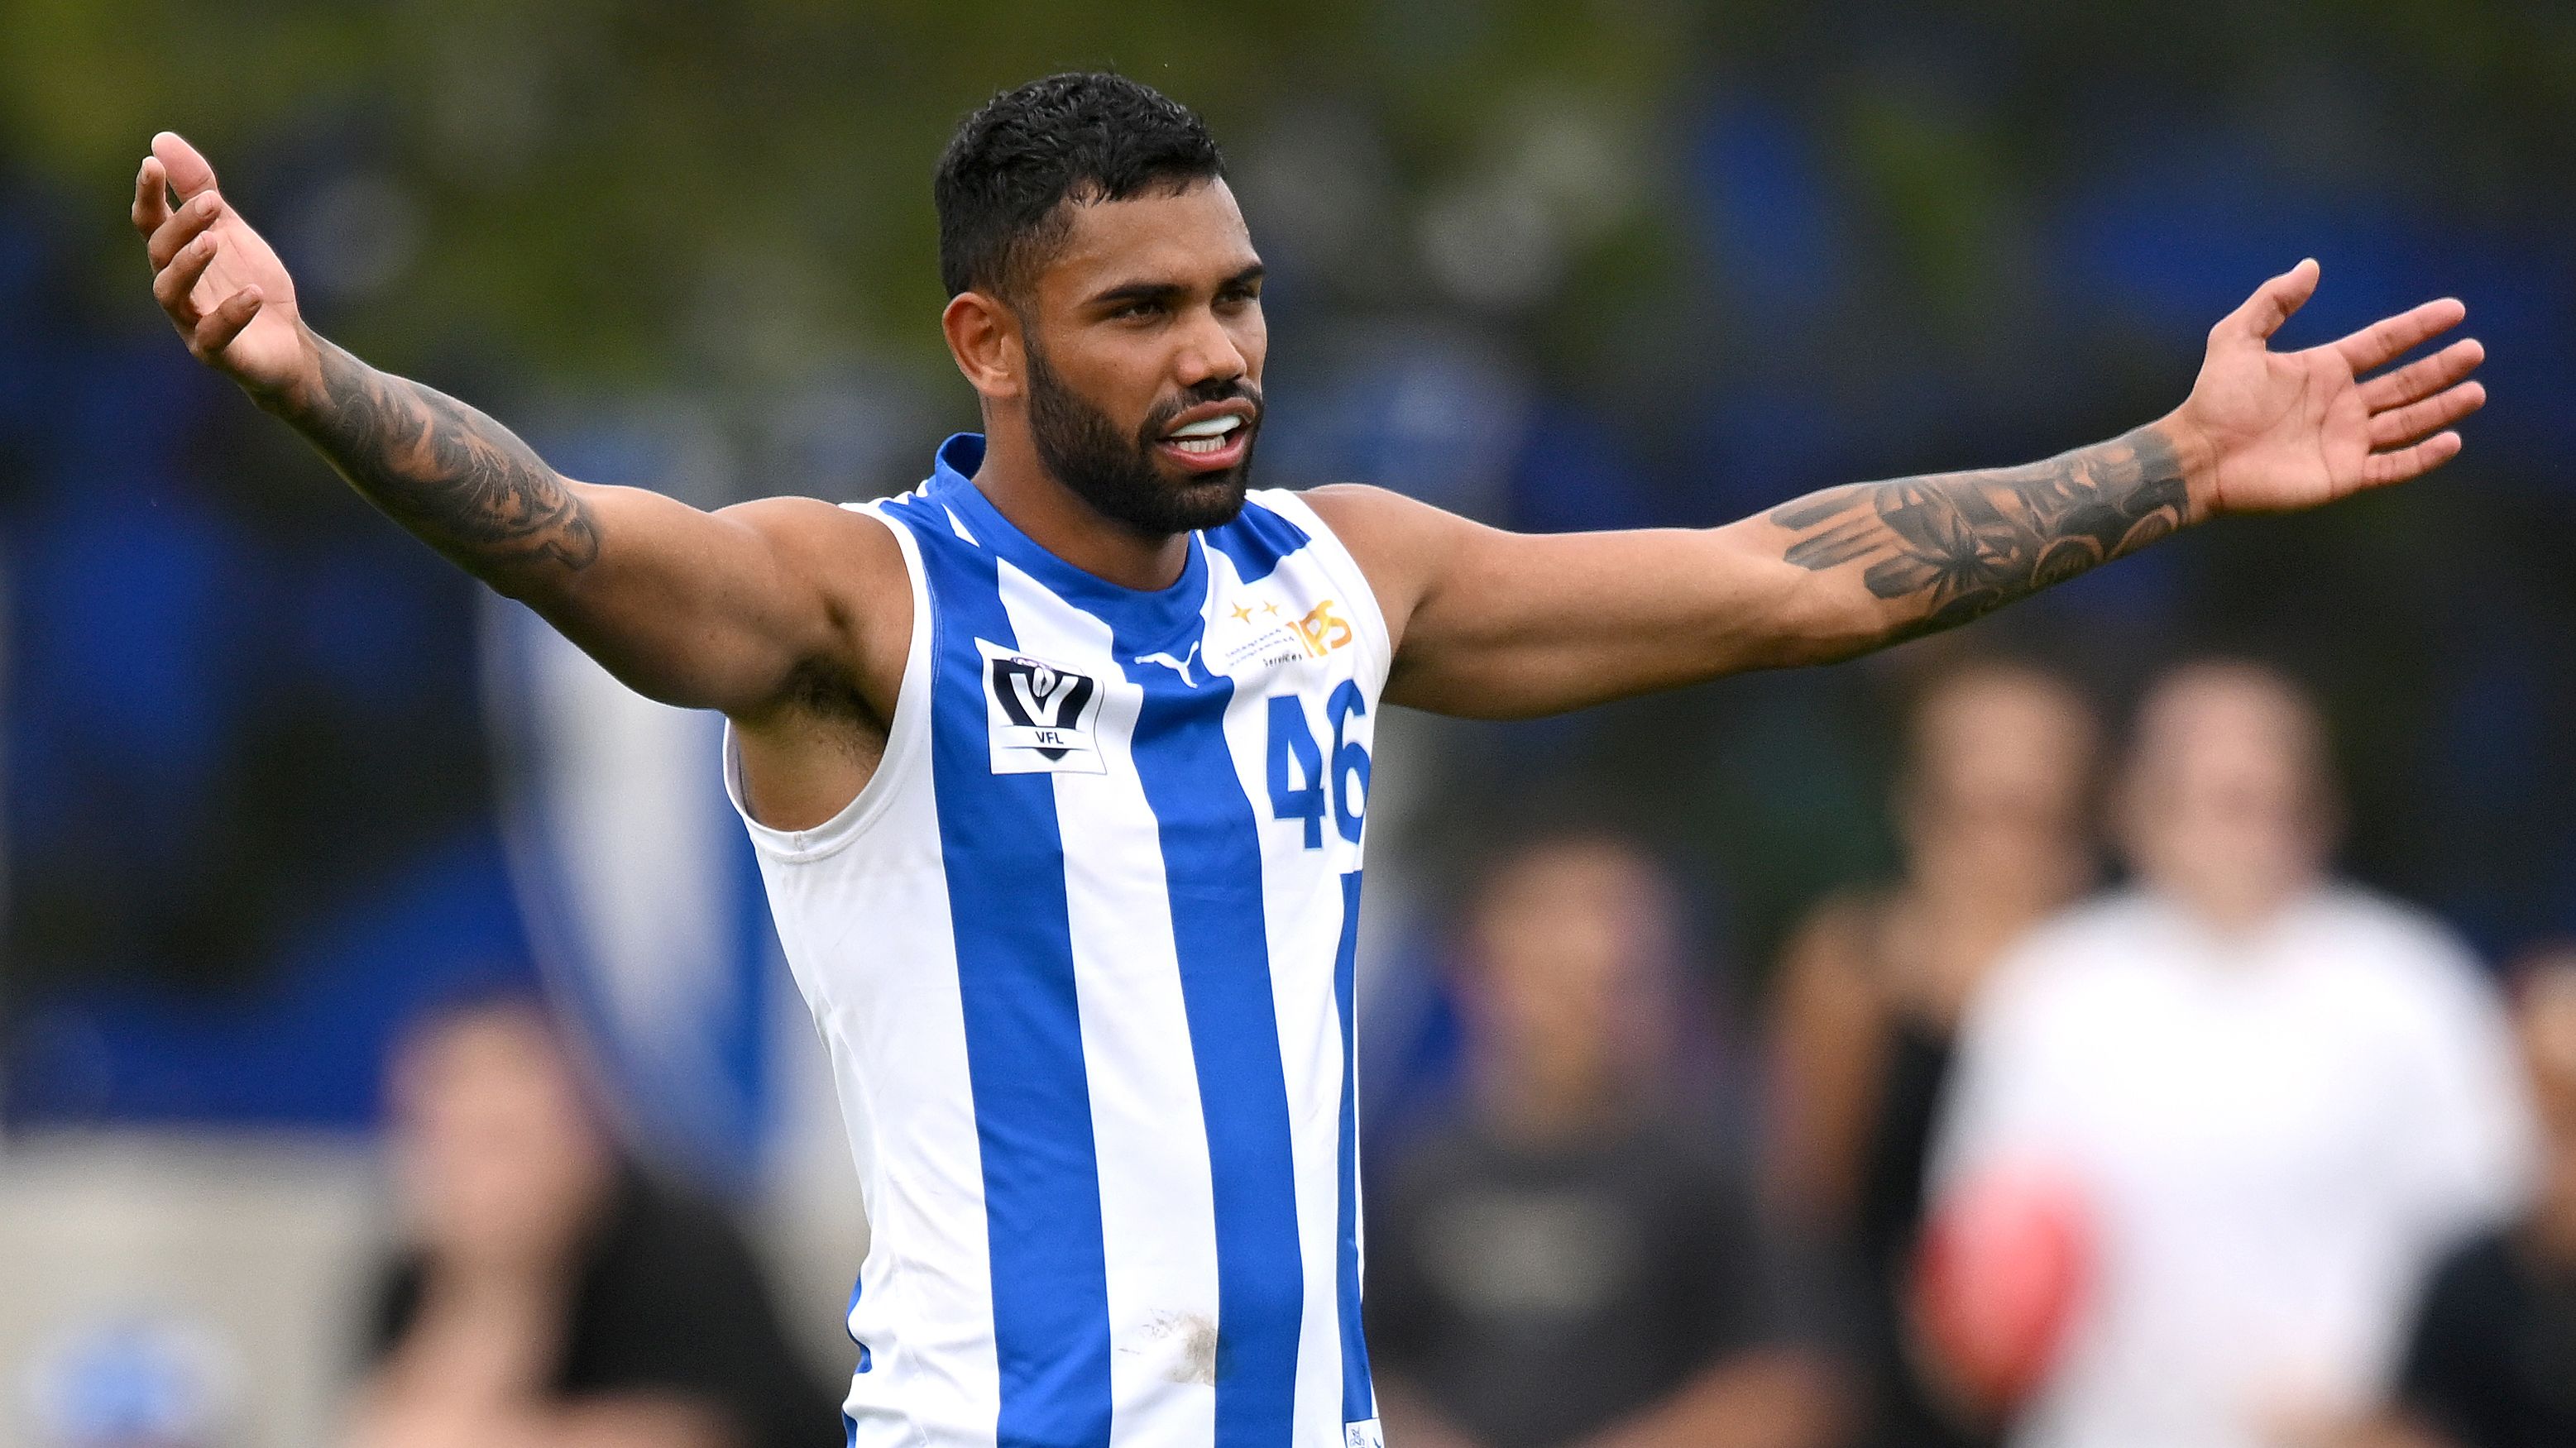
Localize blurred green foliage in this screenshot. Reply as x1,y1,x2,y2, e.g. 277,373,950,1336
2,0,1700,380
11,0,2575,389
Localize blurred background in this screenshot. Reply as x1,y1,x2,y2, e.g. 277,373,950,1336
6,2,2576,1446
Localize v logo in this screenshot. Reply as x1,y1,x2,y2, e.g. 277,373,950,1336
1002,660,1090,732
979,641,1105,775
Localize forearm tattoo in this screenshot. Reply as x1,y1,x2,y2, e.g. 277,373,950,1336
285,340,599,580
1770,427,2187,643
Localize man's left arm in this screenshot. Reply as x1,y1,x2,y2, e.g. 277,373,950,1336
1310,260,2484,719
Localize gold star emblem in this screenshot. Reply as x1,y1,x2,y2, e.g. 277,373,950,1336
1260,600,1283,618
1228,603,1254,624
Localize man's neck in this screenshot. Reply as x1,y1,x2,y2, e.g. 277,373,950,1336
971,426,1193,590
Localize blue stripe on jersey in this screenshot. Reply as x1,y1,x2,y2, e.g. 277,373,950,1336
1114,633,1305,1448
1331,868,1374,1425
1205,499,1310,585
883,490,1114,1448
845,1274,872,1373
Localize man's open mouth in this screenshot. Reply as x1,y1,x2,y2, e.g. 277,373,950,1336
1156,412,1252,470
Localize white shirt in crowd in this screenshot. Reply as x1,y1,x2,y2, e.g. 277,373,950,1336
1933,885,2535,1448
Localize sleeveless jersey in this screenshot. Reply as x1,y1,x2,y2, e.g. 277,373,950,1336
725,434,1387,1448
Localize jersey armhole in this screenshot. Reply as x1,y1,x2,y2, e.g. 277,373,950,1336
1252,488,1394,698
721,500,931,864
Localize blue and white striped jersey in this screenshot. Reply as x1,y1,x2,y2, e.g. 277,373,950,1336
726,434,1386,1448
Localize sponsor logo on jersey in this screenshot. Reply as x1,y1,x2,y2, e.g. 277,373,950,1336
1218,597,1355,672
979,640,1104,774
1135,639,1206,687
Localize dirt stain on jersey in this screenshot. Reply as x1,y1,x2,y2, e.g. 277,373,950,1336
1131,1309,1222,1386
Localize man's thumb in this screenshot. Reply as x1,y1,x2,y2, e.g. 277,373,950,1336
151,132,220,198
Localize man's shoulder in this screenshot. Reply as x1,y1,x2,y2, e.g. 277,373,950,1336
722,490,907,552
719,494,915,731
723,492,912,595
1288,483,1462,591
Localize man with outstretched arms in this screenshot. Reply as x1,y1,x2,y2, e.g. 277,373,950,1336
135,74,2484,1448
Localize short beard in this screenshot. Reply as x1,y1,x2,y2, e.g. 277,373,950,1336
1025,343,1260,537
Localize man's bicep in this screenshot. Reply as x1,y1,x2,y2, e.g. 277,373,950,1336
527,486,888,715
1310,489,1817,717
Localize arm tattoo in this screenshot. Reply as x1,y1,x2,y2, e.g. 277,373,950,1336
281,340,599,581
1770,427,2186,643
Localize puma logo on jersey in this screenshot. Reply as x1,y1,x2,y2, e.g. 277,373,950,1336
979,641,1104,774
1135,641,1204,687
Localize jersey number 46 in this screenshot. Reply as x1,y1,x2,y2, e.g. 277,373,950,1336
1266,684,1370,848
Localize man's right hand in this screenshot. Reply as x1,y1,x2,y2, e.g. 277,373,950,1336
123,127,907,833
134,131,316,401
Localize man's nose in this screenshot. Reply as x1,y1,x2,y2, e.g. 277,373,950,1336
1173,307,1248,389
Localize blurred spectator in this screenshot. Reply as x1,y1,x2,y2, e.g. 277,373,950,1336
2367,944,2576,1448
1926,661,2534,1448
1767,660,2101,1448
1368,831,1844,1448
348,992,840,1448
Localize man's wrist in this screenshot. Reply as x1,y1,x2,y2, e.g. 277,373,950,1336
2150,409,2223,525
247,322,330,419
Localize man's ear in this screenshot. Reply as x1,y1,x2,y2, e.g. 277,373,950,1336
942,290,1025,401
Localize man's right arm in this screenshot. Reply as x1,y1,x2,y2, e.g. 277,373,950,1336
133,131,891,719
267,334,888,714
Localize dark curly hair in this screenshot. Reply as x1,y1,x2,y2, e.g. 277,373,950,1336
934,72,1225,303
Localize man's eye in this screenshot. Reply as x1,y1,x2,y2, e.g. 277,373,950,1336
1115,300,1162,319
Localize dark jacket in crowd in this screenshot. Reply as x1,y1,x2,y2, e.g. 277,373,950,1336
369,1167,845,1448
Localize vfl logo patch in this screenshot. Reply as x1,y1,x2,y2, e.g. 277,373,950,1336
979,640,1104,775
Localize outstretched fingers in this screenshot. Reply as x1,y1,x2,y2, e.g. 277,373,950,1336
2363,431,2463,488
2359,337,2483,412
132,155,170,237
2218,258,2322,342
2369,380,2486,451
2334,296,2467,375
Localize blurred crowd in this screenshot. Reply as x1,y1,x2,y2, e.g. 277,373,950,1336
247,652,2569,1448
1364,655,2572,1448
348,992,836,1448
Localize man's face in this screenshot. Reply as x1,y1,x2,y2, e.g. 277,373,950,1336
1466,841,1678,1108
1014,179,1267,535
1901,674,2098,882
2118,671,2334,930
389,1008,610,1269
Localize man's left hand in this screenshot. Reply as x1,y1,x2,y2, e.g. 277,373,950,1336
2168,259,2485,518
